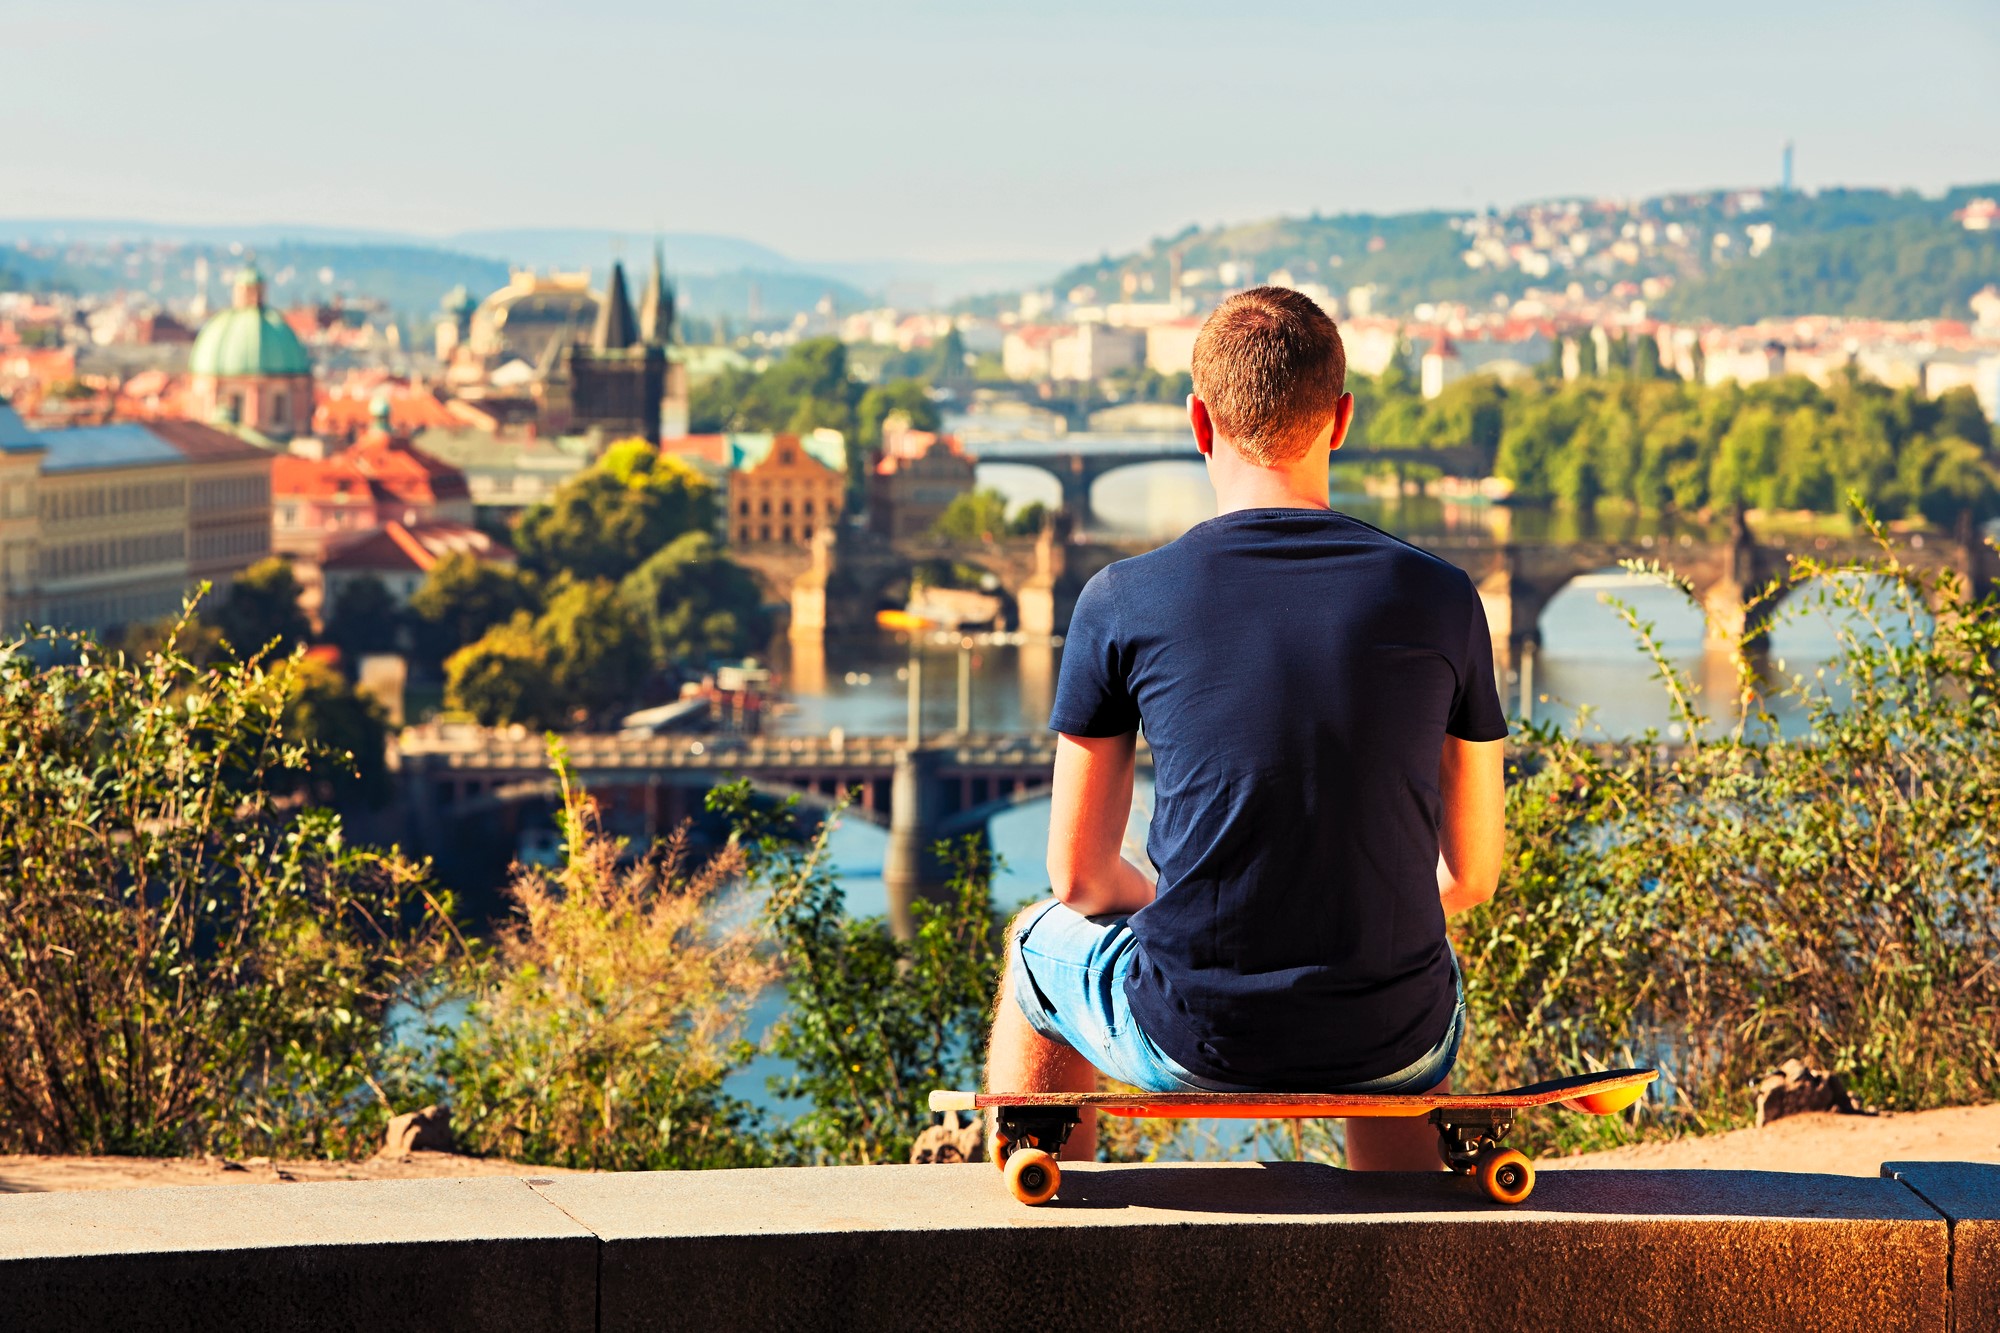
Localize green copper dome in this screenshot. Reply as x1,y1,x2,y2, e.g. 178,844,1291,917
189,266,312,378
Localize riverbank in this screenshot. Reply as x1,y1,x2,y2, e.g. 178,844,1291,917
6,1102,1995,1193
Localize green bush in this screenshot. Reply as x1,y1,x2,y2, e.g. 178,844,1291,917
0,614,448,1157
711,782,1004,1165
415,745,774,1170
1457,506,2000,1153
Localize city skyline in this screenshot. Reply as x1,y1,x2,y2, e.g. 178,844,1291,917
11,0,1997,265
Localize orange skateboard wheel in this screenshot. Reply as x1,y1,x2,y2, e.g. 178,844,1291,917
1476,1147,1534,1205
1005,1148,1061,1205
989,1131,1012,1172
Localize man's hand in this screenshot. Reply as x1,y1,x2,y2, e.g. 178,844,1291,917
1047,732,1157,917
1437,735,1504,917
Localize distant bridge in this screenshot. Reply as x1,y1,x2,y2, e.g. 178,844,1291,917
396,729,1152,937
961,434,1492,519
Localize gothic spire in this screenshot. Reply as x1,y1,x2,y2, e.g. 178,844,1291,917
593,260,639,350
639,240,675,346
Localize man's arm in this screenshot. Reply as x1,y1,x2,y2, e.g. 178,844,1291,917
1437,735,1505,917
1046,732,1157,917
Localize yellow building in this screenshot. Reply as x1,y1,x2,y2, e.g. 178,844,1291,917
0,410,41,631
728,433,846,548
0,406,273,635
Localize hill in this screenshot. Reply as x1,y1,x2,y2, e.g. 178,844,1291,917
1047,183,2000,322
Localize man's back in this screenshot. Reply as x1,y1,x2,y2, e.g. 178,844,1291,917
1050,506,1507,1089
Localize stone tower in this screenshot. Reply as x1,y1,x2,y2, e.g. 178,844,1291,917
567,259,667,445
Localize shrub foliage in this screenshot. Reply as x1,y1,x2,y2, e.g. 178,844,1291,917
0,617,446,1156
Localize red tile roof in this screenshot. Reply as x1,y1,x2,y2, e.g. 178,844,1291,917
275,431,470,507
324,521,514,574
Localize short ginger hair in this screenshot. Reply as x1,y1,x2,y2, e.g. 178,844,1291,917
1190,286,1347,466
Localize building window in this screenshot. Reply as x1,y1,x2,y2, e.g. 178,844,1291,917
759,500,771,516
781,500,792,516
738,525,751,543
781,525,792,544
759,525,771,541
738,499,750,516
801,523,813,541
803,500,815,516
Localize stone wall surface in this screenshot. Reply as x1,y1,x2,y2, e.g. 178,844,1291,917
1885,1160,2000,1332
0,1177,598,1333
538,1161,1948,1333
0,1159,1987,1332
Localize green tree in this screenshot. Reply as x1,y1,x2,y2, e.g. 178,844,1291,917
855,379,941,452
444,612,560,728
931,488,1013,542
514,443,716,583
407,554,541,673
284,656,392,807
535,579,654,721
324,575,402,661
1936,385,1994,453
1910,435,2000,527
211,558,310,658
619,532,771,668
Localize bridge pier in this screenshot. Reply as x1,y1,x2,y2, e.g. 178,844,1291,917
1475,554,1547,690
884,746,951,941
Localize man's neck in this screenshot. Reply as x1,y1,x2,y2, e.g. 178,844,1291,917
1207,441,1333,515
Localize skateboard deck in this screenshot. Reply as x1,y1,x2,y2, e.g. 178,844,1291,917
931,1067,1656,1207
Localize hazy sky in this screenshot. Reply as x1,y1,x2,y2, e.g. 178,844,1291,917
10,0,1997,263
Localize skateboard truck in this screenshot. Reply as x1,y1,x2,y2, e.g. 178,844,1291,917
1430,1107,1535,1204
990,1108,1082,1205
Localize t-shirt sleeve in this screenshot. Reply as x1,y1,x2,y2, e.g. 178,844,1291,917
1048,568,1141,737
1448,574,1510,742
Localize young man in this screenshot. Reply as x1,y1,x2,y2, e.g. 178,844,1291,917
986,287,1508,1170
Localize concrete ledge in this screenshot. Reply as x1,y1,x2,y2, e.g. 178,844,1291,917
1886,1160,2000,1330
0,1160,1980,1332
0,1177,597,1333
540,1161,1948,1332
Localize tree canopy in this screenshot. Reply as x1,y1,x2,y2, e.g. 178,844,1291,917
407,554,541,672
536,579,654,722
513,442,715,583
1354,367,2000,522
211,559,311,659
619,532,771,668
444,612,559,729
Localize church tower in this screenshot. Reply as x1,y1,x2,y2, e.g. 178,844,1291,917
567,259,667,445
639,241,676,347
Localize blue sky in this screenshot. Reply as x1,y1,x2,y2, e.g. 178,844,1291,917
11,0,1997,263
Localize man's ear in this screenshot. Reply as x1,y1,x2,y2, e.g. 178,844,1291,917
1327,391,1356,453
1189,393,1215,457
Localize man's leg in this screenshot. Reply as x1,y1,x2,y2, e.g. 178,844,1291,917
1343,1074,1449,1171
984,905,1097,1161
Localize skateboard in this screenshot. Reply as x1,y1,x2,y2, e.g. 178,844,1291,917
929,1067,1656,1206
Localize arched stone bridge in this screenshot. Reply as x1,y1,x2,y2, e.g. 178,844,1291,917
963,436,1493,522
1428,514,1994,674
395,729,1153,937
740,507,1994,662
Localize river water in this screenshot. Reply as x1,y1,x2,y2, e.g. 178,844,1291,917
722,459,1867,1115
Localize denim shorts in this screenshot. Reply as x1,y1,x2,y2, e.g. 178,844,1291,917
1008,898,1465,1095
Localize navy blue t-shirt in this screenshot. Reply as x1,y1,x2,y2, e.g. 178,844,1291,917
1049,507,1508,1089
